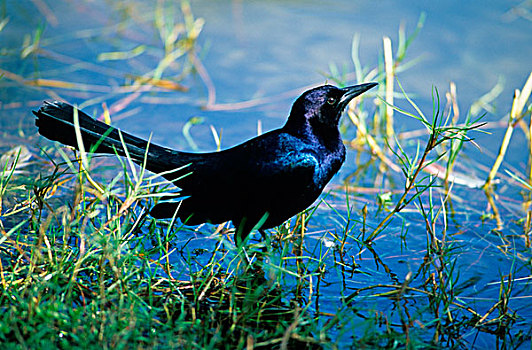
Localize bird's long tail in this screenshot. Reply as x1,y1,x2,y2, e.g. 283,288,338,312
33,101,180,175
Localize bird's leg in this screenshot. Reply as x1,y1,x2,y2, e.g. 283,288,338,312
258,229,269,254
258,229,267,240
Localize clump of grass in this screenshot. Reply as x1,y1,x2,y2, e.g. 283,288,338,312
322,18,532,348
1,143,354,348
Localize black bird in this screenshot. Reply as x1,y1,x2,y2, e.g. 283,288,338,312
33,83,377,244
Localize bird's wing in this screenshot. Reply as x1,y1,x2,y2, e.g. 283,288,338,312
151,132,323,224
252,150,319,186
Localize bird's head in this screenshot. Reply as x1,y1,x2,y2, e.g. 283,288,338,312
286,83,378,132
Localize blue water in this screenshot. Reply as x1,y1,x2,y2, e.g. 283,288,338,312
3,1,530,149
1,0,531,347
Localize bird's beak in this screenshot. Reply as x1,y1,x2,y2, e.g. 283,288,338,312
339,82,378,110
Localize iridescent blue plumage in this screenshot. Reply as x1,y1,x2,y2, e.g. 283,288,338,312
33,83,377,244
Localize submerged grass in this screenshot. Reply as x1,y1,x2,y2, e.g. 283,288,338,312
326,19,532,348
1,1,532,349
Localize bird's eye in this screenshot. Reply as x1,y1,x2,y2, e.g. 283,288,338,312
327,97,336,105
